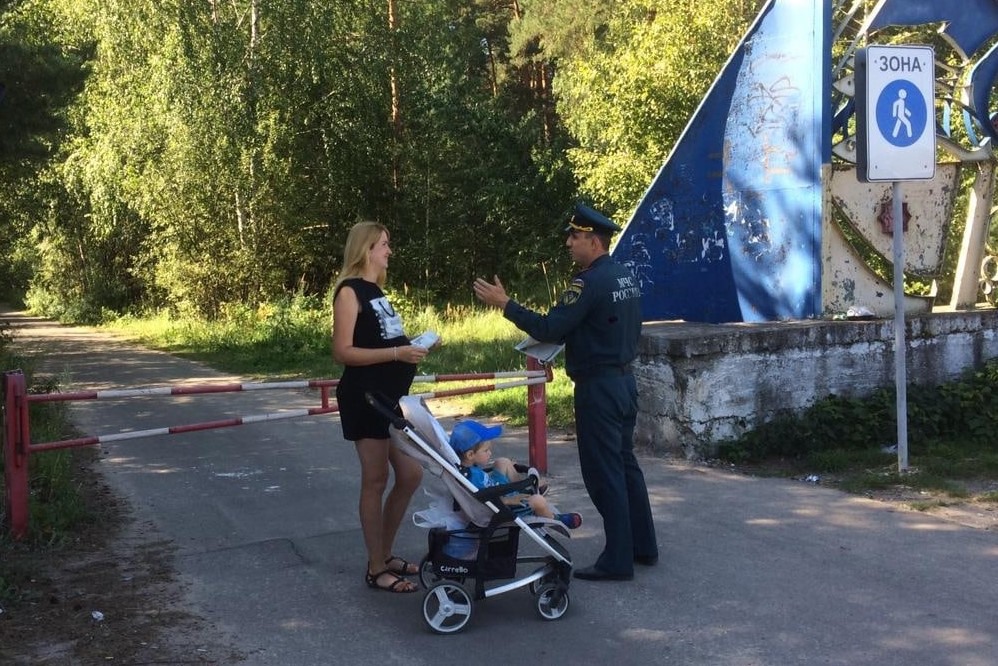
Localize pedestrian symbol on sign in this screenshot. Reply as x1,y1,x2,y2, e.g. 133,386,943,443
876,80,927,148
891,89,911,138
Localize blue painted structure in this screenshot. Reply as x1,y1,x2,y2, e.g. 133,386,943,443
869,0,998,145
869,0,998,59
615,0,998,323
614,0,829,323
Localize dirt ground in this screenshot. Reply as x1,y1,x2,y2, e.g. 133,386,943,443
3,449,996,664
859,481,998,530
0,447,242,665
708,458,998,531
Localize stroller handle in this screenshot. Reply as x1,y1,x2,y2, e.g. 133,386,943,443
364,391,408,430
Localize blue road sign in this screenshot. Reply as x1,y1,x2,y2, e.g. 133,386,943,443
875,80,927,148
857,44,935,182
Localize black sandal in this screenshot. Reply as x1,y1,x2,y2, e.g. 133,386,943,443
384,554,419,576
365,568,417,593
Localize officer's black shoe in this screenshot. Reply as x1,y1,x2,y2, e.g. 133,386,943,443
573,565,633,581
634,554,659,566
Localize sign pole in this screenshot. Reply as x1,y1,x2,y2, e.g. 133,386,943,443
856,43,933,474
891,182,909,472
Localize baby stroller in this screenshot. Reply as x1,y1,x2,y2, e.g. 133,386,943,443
366,393,574,634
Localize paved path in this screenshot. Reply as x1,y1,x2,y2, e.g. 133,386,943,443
4,309,998,665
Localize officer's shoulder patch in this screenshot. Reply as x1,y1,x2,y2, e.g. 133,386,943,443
560,278,585,305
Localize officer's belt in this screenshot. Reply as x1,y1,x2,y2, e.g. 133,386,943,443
570,364,632,382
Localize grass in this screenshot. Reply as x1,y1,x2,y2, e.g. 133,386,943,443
101,296,577,428
728,438,998,504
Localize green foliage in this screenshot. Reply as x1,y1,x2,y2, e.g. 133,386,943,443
3,0,584,320
717,358,998,467
805,448,895,475
108,293,334,378
0,0,91,305
717,391,893,462
3,0,989,323
836,470,901,494
3,0,769,321
546,0,766,213
907,437,998,478
466,377,575,428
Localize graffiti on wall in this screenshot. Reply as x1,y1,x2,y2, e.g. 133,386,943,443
615,0,826,323
616,0,998,323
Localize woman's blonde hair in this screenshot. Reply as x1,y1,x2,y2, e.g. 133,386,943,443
333,221,389,290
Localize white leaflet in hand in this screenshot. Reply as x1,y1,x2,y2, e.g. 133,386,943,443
410,331,440,349
514,336,564,364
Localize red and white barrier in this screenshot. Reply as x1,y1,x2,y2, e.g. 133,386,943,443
1,361,552,540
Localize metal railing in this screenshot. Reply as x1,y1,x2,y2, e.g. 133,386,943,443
2,359,552,540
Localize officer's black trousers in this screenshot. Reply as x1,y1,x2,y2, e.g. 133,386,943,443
573,372,658,575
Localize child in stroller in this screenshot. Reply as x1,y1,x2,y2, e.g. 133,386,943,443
449,419,583,530
367,393,574,634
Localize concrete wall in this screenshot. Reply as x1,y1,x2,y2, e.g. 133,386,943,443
634,309,998,459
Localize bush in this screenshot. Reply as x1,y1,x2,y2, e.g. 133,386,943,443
717,358,998,463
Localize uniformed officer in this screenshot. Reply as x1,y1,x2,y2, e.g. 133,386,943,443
473,203,658,581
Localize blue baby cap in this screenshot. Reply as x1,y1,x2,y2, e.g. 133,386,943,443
450,419,503,454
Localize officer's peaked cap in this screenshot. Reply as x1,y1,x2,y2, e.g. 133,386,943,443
565,203,621,234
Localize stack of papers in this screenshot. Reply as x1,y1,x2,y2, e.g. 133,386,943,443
410,331,440,349
514,336,564,364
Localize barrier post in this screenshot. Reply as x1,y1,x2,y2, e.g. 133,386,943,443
3,370,30,540
526,358,549,474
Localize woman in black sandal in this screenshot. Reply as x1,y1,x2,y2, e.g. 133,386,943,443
332,221,435,593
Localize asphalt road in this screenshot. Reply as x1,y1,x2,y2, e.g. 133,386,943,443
5,308,998,665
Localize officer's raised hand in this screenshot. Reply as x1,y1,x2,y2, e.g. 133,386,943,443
473,276,510,310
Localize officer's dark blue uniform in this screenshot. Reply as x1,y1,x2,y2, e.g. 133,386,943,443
500,204,658,580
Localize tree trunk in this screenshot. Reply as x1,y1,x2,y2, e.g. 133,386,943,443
487,40,499,98
388,0,402,194
538,62,552,145
233,0,259,254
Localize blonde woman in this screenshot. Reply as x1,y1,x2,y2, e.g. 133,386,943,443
332,221,433,593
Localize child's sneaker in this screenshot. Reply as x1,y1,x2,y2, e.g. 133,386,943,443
526,467,548,494
557,512,583,529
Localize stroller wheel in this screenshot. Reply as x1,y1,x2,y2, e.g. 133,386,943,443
535,583,570,621
418,557,442,589
423,581,473,634
529,574,550,596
